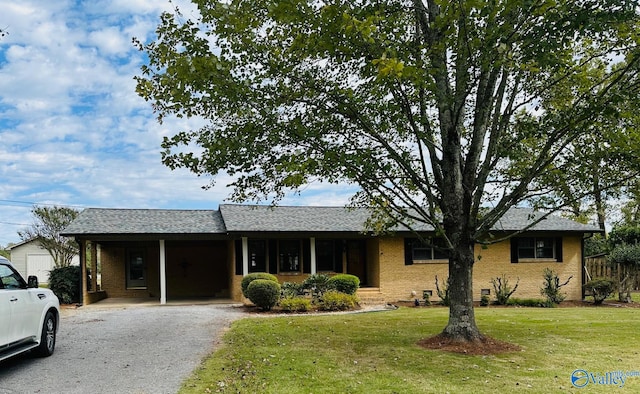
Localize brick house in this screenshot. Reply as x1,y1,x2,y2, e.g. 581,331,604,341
61,205,601,305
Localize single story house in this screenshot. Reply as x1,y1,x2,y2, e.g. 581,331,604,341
8,238,80,284
61,204,601,305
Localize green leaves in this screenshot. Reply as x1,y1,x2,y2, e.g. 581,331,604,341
137,0,639,234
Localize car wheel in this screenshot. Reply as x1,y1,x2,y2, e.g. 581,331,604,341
36,311,56,357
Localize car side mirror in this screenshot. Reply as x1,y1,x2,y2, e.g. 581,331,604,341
27,276,39,288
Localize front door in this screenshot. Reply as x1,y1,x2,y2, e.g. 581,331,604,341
346,240,367,286
126,249,147,289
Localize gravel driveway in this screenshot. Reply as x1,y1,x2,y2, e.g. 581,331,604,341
0,303,244,394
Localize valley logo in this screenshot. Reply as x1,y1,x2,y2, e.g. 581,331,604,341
571,369,640,388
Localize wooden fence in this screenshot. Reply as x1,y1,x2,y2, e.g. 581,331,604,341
585,254,640,291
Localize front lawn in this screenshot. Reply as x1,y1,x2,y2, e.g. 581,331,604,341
181,307,640,393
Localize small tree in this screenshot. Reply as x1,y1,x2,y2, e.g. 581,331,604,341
584,278,616,305
608,244,640,302
491,274,519,305
540,268,572,305
18,206,80,268
435,275,450,307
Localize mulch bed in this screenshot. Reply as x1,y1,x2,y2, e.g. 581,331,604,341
418,333,521,355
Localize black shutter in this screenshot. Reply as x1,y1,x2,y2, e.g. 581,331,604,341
234,240,243,275
303,239,311,273
268,240,278,274
510,238,519,263
404,238,414,265
555,237,563,262
334,240,343,273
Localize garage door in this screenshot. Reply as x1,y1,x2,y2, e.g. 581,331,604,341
27,254,54,283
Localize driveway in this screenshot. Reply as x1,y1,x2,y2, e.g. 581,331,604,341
0,303,244,394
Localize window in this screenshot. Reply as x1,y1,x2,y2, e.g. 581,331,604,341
511,237,562,262
316,239,341,272
404,237,447,265
126,249,147,288
0,264,26,289
412,238,447,261
248,240,266,273
279,240,301,273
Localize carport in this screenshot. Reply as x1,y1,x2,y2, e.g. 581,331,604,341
62,209,233,305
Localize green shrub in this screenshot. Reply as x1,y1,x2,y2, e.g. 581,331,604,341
279,296,312,312
491,274,519,305
281,281,304,298
246,279,281,311
584,278,616,305
302,273,333,299
507,298,553,307
423,292,431,306
49,266,81,304
540,268,572,304
319,290,358,311
328,274,360,295
241,273,278,298
480,295,490,306
435,275,450,306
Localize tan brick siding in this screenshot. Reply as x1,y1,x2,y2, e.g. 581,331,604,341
377,236,583,302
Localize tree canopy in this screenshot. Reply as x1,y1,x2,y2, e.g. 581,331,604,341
136,0,640,341
18,206,80,268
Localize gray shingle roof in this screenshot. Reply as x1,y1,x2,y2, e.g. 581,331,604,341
219,204,380,232
491,208,602,232
62,205,601,236
61,208,225,235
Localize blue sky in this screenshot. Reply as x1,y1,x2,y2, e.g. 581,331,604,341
0,0,354,246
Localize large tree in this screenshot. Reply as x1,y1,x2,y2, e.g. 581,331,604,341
19,206,81,268
136,1,640,342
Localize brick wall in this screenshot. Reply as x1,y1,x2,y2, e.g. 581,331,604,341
378,235,583,302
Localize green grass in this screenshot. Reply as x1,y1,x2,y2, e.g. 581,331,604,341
181,307,640,393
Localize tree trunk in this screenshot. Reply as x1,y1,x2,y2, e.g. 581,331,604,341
441,238,483,342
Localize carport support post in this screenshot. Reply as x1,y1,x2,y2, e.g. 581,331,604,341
310,237,317,274
160,240,167,305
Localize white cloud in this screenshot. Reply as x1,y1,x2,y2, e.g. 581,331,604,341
0,0,355,246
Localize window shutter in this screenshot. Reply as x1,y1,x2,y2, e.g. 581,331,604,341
510,238,519,263
555,237,563,262
234,240,243,275
268,240,278,274
303,240,311,273
404,238,414,265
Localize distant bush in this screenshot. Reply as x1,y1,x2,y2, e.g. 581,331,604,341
507,298,553,308
480,295,490,306
491,274,519,305
328,274,360,295
49,266,81,304
281,281,305,298
435,275,450,306
584,278,616,305
241,273,278,298
540,268,572,304
279,296,312,312
319,290,358,311
246,279,281,311
302,273,333,299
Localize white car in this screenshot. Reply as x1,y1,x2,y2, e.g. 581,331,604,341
0,256,60,362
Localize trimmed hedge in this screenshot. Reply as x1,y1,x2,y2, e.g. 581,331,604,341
319,290,358,311
279,296,312,312
247,279,281,311
328,274,360,295
241,272,278,298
